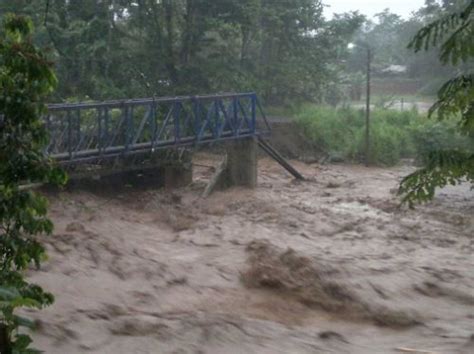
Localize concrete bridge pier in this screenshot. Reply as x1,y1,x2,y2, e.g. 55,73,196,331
63,138,257,193
222,137,258,188
163,137,257,192
164,137,258,191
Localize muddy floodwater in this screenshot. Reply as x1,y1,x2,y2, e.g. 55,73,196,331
26,155,473,353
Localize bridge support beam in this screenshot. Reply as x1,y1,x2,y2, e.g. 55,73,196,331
224,137,257,188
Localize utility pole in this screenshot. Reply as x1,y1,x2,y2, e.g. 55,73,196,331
365,47,372,167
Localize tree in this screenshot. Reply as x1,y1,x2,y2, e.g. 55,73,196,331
399,0,474,206
1,0,363,105
0,14,66,352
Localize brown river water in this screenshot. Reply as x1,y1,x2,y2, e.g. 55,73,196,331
25,154,473,353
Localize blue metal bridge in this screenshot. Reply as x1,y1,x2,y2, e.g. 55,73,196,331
45,92,304,179
46,92,270,165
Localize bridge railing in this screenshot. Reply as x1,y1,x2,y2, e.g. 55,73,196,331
46,92,270,165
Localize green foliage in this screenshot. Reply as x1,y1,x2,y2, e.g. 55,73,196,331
399,150,474,207
295,105,425,165
296,105,361,159
411,119,474,163
265,105,302,118
0,0,364,104
400,1,474,206
430,74,474,132
408,1,474,66
0,14,66,352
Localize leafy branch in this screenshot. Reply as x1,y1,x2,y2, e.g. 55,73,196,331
408,2,474,65
0,14,66,353
400,1,474,206
399,150,474,207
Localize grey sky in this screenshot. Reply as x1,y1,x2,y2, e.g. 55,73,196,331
323,0,427,19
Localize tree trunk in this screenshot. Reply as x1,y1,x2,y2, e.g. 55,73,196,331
0,323,11,354
181,0,195,65
240,26,251,67
163,0,178,85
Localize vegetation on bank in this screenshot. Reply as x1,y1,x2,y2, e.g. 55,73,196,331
295,105,472,167
0,0,363,105
0,15,66,353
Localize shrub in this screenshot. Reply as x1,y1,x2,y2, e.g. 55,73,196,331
410,119,474,164
296,105,363,159
295,105,434,166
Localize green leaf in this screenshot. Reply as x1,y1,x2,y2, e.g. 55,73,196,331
0,286,21,301
13,333,32,349
13,315,36,329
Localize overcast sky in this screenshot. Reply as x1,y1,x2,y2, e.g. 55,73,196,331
323,0,427,19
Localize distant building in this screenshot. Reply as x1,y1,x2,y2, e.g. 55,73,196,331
381,65,407,74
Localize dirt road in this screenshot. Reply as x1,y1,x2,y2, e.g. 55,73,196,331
26,155,473,353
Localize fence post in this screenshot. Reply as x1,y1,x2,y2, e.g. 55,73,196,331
365,47,372,167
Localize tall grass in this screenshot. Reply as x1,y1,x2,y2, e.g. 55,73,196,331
295,105,471,166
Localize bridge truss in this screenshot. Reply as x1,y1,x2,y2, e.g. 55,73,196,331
46,93,270,165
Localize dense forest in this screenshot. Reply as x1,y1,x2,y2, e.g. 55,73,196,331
0,0,362,104
1,0,470,105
